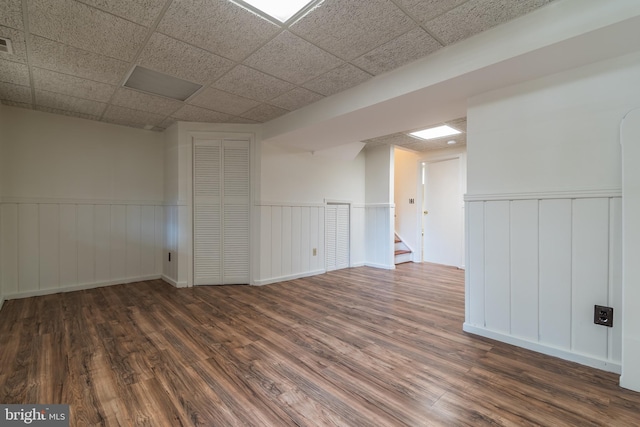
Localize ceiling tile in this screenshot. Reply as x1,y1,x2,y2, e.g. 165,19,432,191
363,132,415,146
29,36,130,85
290,0,415,60
188,87,259,116
425,0,553,45
27,0,148,61
157,0,280,62
76,0,167,27
36,105,101,121
0,59,30,86
213,65,296,102
352,28,442,75
138,33,234,86
394,0,467,24
302,63,372,96
244,31,343,85
241,104,289,122
446,117,467,132
0,26,27,63
171,104,237,123
270,87,324,111
32,67,115,102
111,88,183,116
0,82,31,104
0,0,24,30
35,89,107,117
102,105,166,128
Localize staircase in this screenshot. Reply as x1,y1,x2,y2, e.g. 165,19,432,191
394,234,412,264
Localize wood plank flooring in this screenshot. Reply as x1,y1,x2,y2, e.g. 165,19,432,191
1,263,639,426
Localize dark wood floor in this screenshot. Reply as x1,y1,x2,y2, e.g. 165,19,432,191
1,263,639,426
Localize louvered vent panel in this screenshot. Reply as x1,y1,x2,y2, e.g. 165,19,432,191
223,146,249,197
223,204,249,283
194,204,221,285
194,144,221,198
336,204,350,269
325,205,337,271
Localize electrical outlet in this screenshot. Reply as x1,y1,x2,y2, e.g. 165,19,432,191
313,248,317,256
594,305,613,327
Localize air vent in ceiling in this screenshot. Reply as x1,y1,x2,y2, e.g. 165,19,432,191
0,37,13,54
123,65,202,101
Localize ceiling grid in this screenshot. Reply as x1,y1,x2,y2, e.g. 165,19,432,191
0,0,556,150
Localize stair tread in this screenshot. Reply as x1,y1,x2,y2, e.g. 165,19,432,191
395,249,411,255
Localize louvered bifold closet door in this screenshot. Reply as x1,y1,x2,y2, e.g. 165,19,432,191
222,140,250,284
193,140,222,285
325,205,338,271
336,204,350,270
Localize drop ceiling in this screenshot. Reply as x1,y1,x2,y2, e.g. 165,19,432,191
0,0,555,146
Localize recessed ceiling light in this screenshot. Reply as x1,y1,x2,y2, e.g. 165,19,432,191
447,140,457,145
409,125,461,140
234,0,317,23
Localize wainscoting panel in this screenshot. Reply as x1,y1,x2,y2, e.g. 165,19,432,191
364,205,394,270
163,205,179,284
465,195,622,372
484,201,510,334
510,200,539,341
77,205,95,285
1,202,164,299
1,204,18,295
258,204,327,285
60,204,78,287
572,198,609,360
18,204,39,293
467,201,485,326
538,199,572,349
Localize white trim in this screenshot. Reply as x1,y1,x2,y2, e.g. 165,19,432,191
365,203,395,208
465,189,622,202
161,274,179,288
365,262,396,270
253,269,326,286
0,197,166,205
4,275,162,300
257,201,325,207
463,323,622,374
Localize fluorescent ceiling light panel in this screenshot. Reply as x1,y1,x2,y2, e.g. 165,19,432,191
240,0,315,22
409,125,461,140
124,66,202,101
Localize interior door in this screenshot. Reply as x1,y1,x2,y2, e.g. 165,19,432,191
193,138,250,285
422,158,462,267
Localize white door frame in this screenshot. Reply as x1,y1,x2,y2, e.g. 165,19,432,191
416,152,465,268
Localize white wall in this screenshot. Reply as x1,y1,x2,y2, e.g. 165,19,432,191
258,142,366,284
465,52,640,374
0,106,165,299
365,145,395,269
394,148,419,259
620,108,640,392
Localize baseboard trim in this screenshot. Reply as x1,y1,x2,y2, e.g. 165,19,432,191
463,323,621,374
364,262,396,270
161,274,179,288
253,269,326,286
4,274,163,300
